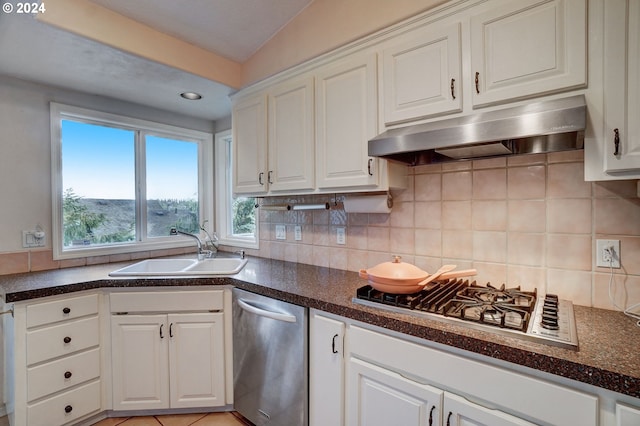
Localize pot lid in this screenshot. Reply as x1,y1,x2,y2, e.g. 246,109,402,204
365,256,428,280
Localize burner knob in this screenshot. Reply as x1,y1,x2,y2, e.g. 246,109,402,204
541,314,559,330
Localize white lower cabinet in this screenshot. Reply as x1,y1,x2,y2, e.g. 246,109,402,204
347,357,534,426
309,311,346,426
617,402,640,426
442,393,535,426
5,292,103,426
109,290,228,412
310,309,599,426
347,357,443,426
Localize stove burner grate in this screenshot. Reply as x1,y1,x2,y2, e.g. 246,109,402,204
356,281,537,333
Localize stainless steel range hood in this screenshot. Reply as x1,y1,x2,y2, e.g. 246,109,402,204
369,95,586,166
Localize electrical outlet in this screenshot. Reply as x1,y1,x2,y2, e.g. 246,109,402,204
22,230,46,248
336,227,346,245
596,239,621,268
294,225,302,241
275,225,286,240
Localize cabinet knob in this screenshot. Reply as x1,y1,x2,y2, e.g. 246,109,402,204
62,307,71,314
64,371,72,379
64,405,73,414
63,336,71,344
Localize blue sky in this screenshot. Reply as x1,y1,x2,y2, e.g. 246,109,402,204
62,120,198,200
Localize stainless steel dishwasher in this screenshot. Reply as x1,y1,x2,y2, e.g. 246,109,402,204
232,288,308,426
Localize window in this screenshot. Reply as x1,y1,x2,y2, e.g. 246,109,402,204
214,130,259,248
51,103,213,259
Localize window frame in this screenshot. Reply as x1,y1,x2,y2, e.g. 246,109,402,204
214,129,259,249
50,102,214,260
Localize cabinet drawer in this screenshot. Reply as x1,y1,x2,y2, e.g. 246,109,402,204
28,380,101,426
27,293,99,329
27,316,100,365
110,290,224,313
27,348,100,402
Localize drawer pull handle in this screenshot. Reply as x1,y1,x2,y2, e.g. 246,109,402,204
450,78,456,99
429,405,435,426
331,333,339,354
446,411,452,426
169,323,174,338
475,72,480,94
64,405,73,414
62,307,71,314
160,324,164,339
614,128,620,156
63,336,71,344
64,371,72,379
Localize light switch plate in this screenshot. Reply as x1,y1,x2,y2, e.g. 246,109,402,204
336,227,346,245
294,225,302,241
275,225,286,240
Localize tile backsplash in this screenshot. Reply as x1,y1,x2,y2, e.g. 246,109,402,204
251,151,640,309
1,151,638,311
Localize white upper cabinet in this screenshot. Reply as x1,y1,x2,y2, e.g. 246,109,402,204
232,94,268,195
315,54,379,189
268,76,315,192
381,22,462,125
602,0,640,174
470,0,587,108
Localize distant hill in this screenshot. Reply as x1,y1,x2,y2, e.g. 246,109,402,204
78,198,198,241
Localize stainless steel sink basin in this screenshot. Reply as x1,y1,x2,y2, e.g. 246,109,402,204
109,257,248,277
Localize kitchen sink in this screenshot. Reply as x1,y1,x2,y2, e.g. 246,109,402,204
109,257,248,277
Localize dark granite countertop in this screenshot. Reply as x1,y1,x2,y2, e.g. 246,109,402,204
1,256,639,400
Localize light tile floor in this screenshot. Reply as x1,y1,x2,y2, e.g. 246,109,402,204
91,412,251,426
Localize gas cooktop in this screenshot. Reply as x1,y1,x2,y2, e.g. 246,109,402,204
352,279,578,350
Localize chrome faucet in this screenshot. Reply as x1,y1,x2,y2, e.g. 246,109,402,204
169,227,212,260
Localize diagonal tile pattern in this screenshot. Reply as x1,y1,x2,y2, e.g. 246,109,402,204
91,412,251,426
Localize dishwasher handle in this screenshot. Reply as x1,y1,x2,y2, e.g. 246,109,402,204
237,298,297,323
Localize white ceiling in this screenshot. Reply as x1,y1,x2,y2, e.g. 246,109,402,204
0,0,313,121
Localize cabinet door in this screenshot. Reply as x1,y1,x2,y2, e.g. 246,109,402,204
382,22,462,125
316,54,379,189
347,357,443,426
617,402,640,426
268,76,315,192
111,315,169,410
233,93,268,194
470,0,586,107
168,312,226,408
309,312,345,426
603,0,640,173
443,392,536,426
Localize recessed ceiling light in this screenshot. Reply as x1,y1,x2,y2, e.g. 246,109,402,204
180,92,202,100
